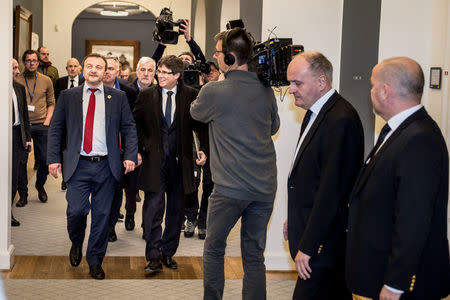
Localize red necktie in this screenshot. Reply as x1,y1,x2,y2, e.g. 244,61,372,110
83,88,97,154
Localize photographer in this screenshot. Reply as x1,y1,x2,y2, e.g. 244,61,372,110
190,28,280,300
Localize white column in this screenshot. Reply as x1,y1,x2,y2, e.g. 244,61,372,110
0,0,14,270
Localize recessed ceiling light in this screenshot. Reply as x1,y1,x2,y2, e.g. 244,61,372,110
100,10,129,16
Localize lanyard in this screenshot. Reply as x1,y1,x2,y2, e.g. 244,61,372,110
24,73,37,103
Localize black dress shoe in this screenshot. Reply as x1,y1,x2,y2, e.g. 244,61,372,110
144,258,162,274
118,213,124,220
198,228,206,240
36,186,48,203
161,256,178,269
69,245,82,267
16,197,27,207
125,214,135,231
108,227,117,242
11,215,20,227
89,264,105,280
61,180,67,191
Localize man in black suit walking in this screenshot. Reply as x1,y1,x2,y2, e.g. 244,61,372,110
346,57,450,300
133,55,206,274
54,58,85,102
284,52,364,299
11,59,32,226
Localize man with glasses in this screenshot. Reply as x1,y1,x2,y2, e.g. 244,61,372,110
133,55,206,274
15,49,55,207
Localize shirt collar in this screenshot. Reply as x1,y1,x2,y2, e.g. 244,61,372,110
85,83,104,94
309,88,335,115
387,104,423,132
162,86,177,95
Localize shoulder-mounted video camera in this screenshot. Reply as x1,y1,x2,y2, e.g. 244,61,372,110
153,8,186,45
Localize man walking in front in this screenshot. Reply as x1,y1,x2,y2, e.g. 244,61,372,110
47,53,138,280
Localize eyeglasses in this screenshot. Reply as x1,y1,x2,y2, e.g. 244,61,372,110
156,69,174,75
214,50,225,55
24,59,39,64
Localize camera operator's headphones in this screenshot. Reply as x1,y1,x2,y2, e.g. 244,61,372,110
222,28,247,66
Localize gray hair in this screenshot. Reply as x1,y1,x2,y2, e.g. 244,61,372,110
137,56,156,70
298,51,333,84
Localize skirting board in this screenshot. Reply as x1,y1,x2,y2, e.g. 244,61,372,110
0,245,15,270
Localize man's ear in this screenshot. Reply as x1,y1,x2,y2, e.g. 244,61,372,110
174,72,181,80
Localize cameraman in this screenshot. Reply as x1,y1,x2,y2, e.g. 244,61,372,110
190,28,280,300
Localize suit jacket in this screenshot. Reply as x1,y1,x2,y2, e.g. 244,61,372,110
54,75,85,102
287,91,364,263
346,107,450,299
13,81,31,148
133,81,205,194
47,84,138,182
117,77,138,111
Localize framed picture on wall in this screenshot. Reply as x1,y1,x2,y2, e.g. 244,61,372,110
14,5,33,60
86,39,140,71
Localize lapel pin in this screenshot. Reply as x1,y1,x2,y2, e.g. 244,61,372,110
107,95,112,99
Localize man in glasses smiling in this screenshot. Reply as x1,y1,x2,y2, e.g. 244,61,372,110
133,55,207,274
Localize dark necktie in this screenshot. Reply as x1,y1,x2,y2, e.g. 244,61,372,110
83,88,97,154
12,97,16,125
366,123,391,163
296,109,313,147
70,79,74,88
165,91,173,126
300,109,313,137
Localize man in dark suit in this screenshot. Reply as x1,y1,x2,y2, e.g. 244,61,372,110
11,58,32,227
47,53,138,280
54,58,85,102
132,56,156,93
53,57,85,191
102,56,138,241
346,57,450,300
284,52,364,299
133,55,206,274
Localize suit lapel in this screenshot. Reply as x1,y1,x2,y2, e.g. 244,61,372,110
290,92,339,176
74,85,84,137
104,86,113,135
351,108,427,196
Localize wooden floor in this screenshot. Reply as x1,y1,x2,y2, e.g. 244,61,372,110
2,256,297,280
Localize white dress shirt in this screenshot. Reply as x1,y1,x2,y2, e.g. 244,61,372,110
289,89,335,176
162,87,177,125
67,76,80,89
80,84,107,156
12,88,20,126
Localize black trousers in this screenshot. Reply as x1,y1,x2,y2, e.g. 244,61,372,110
12,126,28,203
293,258,351,300
30,123,49,188
124,169,139,215
143,156,183,260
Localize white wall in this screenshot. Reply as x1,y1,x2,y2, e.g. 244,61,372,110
42,0,192,73
378,0,449,127
220,0,240,31
0,0,15,270
262,0,344,270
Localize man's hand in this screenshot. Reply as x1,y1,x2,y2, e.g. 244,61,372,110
137,153,142,166
196,151,206,166
295,250,312,280
180,19,191,41
379,286,402,300
48,163,61,178
283,219,288,240
123,160,136,174
25,141,32,151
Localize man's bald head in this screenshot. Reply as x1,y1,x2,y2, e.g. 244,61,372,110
66,58,81,78
376,57,424,102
